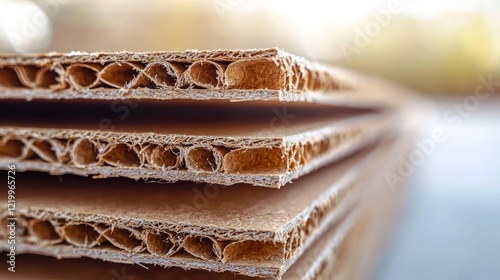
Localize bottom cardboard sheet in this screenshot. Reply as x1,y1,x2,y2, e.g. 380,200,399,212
0,135,411,279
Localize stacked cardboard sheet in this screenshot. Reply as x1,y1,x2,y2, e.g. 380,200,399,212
0,48,419,279
0,101,394,187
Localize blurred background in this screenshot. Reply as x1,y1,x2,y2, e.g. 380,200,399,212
1,0,499,279
0,0,499,94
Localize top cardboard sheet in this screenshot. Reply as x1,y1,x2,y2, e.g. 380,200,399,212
0,48,404,107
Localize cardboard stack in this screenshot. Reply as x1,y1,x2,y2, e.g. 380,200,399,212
0,48,420,279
